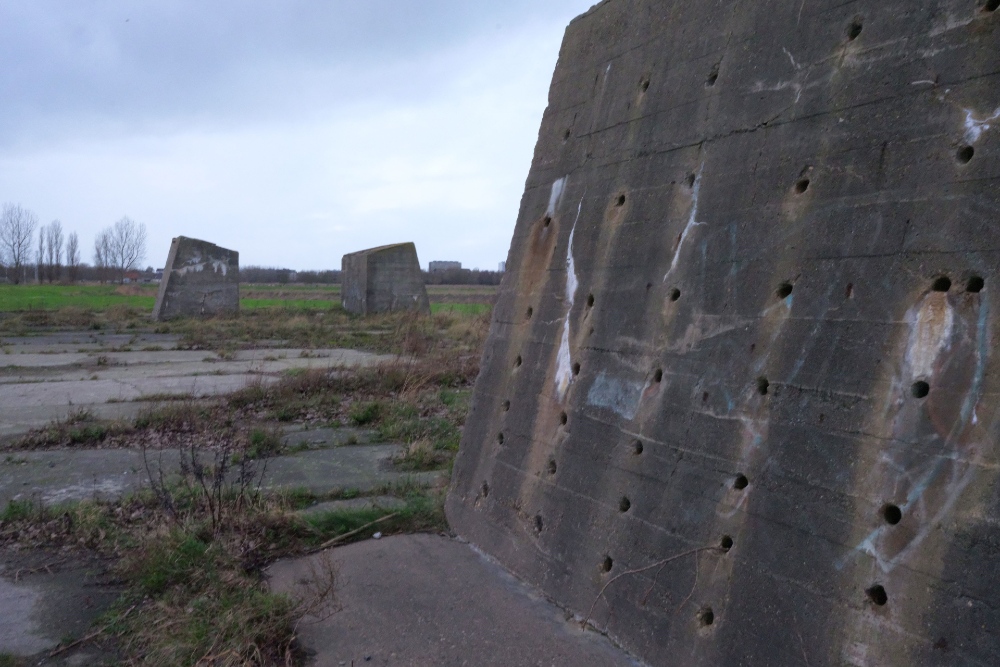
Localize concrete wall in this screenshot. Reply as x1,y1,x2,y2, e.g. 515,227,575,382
447,1,1000,665
341,243,430,315
152,236,239,321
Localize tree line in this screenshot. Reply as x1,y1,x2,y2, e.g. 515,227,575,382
0,202,147,285
240,266,503,285
2,200,503,287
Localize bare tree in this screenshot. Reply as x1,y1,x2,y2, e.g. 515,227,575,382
93,228,112,284
0,203,37,284
45,220,63,283
35,222,45,283
66,231,81,282
106,216,147,284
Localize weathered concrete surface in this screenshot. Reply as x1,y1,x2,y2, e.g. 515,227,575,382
341,243,430,315
267,534,638,667
448,2,1000,666
152,236,239,320
0,550,121,663
0,332,395,440
0,445,442,508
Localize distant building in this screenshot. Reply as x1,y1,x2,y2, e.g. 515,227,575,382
429,261,462,272
498,261,506,272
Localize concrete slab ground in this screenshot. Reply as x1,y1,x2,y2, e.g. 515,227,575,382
0,445,442,508
267,534,640,667
0,331,398,440
0,549,121,664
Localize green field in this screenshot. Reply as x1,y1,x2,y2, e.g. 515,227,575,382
0,283,494,314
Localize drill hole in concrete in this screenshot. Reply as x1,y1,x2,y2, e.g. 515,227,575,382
776,282,793,299
706,66,719,87
985,0,1000,11
794,178,810,194
600,556,614,573
563,129,571,141
526,306,533,320
497,432,505,445
547,459,557,475
560,412,568,426
543,216,552,228
615,194,626,207
534,515,544,534
502,400,511,412
619,496,631,512
572,362,581,376
845,282,854,299
733,474,749,490
866,584,888,606
633,440,644,455
653,368,663,383
720,535,734,552
756,377,770,395
847,19,863,40
670,288,681,302
932,276,952,292
685,173,696,189
956,145,975,164
639,78,650,93
702,391,710,403
967,276,985,293
698,608,715,626
587,293,595,308
514,356,522,369
911,380,930,399
882,504,902,525
482,481,490,497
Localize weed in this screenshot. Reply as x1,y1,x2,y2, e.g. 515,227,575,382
246,427,283,459
1,499,34,522
349,400,382,425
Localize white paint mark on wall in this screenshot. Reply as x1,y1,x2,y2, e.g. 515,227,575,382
782,47,800,70
663,162,705,283
586,371,644,420
176,251,230,276
554,198,583,401
905,292,953,379
546,177,567,217
964,108,1000,144
176,260,229,276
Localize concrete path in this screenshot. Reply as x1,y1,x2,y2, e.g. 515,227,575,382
267,534,640,667
0,445,443,508
0,331,398,440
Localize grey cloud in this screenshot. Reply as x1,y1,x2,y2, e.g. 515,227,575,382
1,1,594,148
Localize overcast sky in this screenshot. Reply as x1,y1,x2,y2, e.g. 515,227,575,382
0,1,596,271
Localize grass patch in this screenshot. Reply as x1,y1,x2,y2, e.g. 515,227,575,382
430,302,491,316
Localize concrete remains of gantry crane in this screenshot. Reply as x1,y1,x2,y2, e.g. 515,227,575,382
341,242,430,316
447,0,1000,664
152,236,240,321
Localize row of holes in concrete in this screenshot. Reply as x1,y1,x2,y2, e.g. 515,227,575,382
531,226,984,323
481,439,899,615
563,1,999,159
517,271,985,403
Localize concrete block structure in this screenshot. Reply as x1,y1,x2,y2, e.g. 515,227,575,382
447,1,1000,665
341,243,430,315
152,236,239,321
